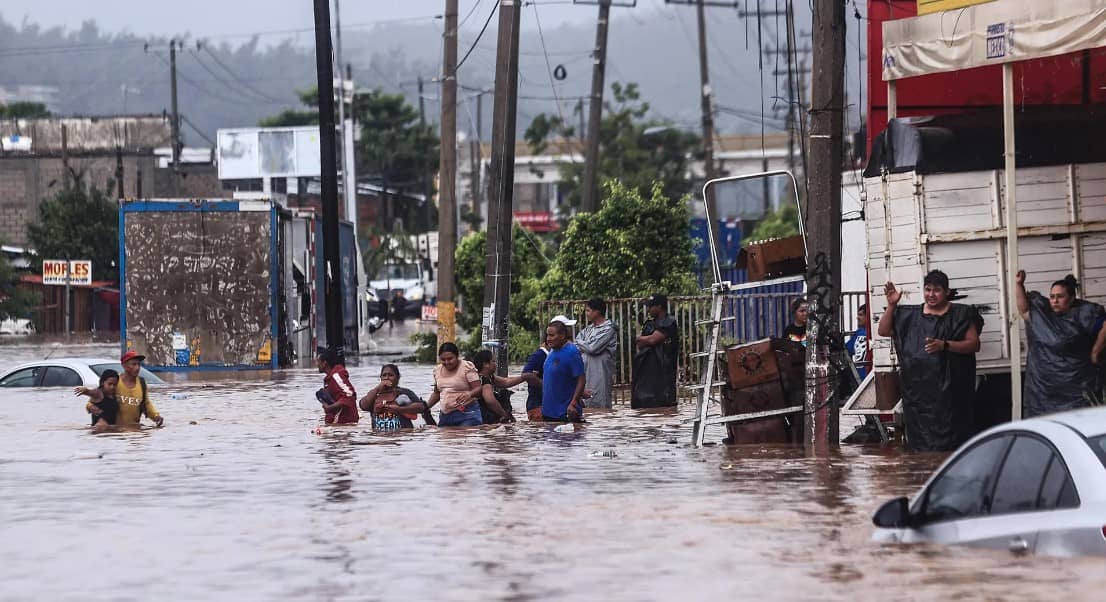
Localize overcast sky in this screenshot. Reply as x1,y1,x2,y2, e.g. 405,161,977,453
1,0,608,41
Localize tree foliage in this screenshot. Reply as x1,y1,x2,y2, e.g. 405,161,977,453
523,82,700,211
26,186,120,283
354,88,439,195
0,244,35,321
257,88,320,127
0,101,50,119
748,202,800,242
540,181,698,301
454,225,552,333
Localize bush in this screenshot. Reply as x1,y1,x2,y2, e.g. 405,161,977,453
540,180,698,301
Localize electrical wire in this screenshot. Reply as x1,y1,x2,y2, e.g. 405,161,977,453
529,0,570,129
198,44,286,104
457,1,500,71
187,49,282,106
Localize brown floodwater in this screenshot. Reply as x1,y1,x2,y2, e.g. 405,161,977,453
1,341,1103,601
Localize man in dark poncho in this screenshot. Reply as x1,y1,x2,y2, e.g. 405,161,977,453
631,294,679,408
878,270,983,452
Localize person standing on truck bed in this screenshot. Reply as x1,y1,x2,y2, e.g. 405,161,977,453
878,270,982,452
1016,270,1106,418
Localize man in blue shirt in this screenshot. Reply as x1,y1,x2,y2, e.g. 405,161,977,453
542,320,586,422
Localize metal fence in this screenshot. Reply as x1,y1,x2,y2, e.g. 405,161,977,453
537,286,867,405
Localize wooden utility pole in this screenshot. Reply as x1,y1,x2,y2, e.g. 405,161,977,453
579,0,610,214
802,0,846,451
313,0,345,360
666,0,725,267
417,76,434,266
169,39,181,194
438,0,460,345
482,0,523,377
470,91,485,233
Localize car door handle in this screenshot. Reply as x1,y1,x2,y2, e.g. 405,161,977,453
1009,536,1030,554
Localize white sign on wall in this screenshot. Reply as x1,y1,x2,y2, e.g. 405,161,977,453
42,260,92,285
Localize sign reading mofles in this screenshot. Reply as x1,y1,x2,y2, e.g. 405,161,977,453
42,260,92,286
917,0,995,15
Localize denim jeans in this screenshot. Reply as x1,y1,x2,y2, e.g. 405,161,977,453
438,404,483,427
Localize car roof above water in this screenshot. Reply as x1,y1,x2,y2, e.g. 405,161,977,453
1040,407,1106,439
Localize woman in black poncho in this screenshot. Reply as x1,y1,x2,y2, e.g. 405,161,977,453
1015,270,1105,418
878,270,984,452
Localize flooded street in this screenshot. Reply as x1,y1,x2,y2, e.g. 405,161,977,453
1,338,1104,601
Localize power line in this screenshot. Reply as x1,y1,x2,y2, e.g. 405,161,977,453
459,0,486,29
457,1,500,71
186,48,281,105
197,44,287,104
529,0,569,129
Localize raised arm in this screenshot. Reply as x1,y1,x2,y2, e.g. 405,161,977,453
1014,270,1030,321
877,281,901,338
359,384,382,412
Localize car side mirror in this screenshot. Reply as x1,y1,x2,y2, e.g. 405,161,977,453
872,496,912,528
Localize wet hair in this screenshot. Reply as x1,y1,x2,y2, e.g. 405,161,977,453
790,297,808,315
317,347,339,366
1051,274,1079,299
438,342,460,357
473,349,495,372
923,270,950,290
586,297,607,316
923,270,962,300
547,321,569,337
380,364,400,379
98,369,119,388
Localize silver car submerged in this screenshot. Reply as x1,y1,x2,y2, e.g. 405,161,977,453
872,407,1106,557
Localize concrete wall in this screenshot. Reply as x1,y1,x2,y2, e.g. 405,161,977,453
0,154,222,246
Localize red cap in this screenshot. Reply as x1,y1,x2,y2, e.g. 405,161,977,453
120,350,146,364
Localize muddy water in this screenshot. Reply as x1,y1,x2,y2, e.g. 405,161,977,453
1,341,1103,601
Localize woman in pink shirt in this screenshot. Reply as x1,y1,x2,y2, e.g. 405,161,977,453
426,343,484,427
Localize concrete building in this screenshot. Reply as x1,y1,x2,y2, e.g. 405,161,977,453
0,115,221,246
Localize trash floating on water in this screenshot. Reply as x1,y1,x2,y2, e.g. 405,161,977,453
70,452,104,460
488,425,507,435
553,424,575,433
169,393,187,400
589,449,617,458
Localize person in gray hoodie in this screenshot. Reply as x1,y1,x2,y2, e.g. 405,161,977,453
575,297,619,409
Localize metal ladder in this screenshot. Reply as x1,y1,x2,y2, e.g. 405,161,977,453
689,275,806,447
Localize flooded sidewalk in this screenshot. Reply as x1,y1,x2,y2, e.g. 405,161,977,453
0,341,1103,601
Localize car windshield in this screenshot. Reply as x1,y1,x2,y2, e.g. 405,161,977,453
1088,435,1106,469
90,364,166,384
375,263,419,280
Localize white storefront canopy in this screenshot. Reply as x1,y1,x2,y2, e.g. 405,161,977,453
882,0,1106,81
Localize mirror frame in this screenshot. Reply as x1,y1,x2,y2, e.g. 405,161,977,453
700,170,807,285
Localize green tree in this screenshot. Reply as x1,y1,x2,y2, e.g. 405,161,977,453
540,181,698,301
524,82,700,211
454,225,551,333
26,186,120,283
0,243,35,320
747,202,800,242
258,87,320,127
354,88,439,198
0,101,51,119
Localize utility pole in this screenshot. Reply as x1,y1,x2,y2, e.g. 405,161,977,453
768,45,812,178
61,123,70,190
579,0,610,214
482,0,522,376
313,0,345,360
169,39,181,194
417,76,434,268
802,0,846,452
438,0,460,346
116,147,125,199
665,0,725,268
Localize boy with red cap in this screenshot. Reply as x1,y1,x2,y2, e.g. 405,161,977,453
315,347,359,424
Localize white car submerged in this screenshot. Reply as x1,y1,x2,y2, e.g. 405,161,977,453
0,358,166,388
872,407,1106,557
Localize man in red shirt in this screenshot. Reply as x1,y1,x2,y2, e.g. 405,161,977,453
315,348,359,424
